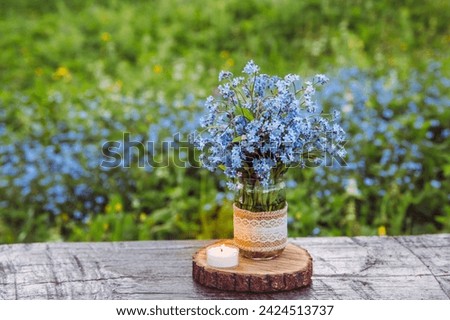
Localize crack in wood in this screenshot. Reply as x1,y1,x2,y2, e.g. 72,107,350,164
349,279,379,299
314,273,433,278
315,278,339,298
350,237,367,248
29,275,143,286
359,254,381,273
73,255,85,277
14,272,19,300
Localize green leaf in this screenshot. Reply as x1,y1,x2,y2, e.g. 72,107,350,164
236,107,254,121
232,136,243,143
218,164,226,171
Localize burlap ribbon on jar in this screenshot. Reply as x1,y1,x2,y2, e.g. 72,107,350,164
233,203,288,252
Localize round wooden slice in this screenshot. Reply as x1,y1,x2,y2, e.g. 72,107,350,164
192,240,313,292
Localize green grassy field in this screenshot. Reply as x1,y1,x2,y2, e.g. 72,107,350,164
0,0,449,243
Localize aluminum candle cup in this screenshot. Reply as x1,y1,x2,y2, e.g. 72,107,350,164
206,244,239,268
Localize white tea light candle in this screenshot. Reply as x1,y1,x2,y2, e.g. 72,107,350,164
206,244,239,268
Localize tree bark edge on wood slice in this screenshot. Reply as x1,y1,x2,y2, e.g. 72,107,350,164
192,239,313,293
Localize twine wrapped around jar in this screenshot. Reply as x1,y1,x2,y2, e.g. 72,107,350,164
233,203,288,254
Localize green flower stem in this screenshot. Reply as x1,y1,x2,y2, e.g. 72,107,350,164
235,176,286,212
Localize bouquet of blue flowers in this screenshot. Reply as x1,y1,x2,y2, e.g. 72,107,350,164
194,60,346,211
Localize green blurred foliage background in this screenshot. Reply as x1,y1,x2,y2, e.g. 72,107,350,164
0,0,449,243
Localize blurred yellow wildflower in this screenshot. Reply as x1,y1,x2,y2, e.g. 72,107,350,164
139,212,147,222
114,203,123,212
52,67,71,80
103,223,109,231
35,68,43,77
101,32,111,42
153,64,163,74
220,50,230,59
61,212,69,223
378,225,387,236
225,58,234,67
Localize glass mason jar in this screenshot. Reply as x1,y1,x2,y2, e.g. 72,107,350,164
233,178,288,260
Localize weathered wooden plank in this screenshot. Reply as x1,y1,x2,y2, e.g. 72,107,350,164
0,235,448,299
394,234,450,299
395,234,450,276
293,236,437,277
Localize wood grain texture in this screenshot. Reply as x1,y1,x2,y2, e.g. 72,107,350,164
192,240,313,292
0,235,449,299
